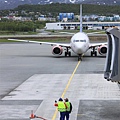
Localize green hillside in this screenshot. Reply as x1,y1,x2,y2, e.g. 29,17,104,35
15,3,120,16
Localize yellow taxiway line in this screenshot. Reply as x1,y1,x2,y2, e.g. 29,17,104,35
52,60,81,120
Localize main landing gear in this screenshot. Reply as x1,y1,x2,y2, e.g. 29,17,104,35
91,47,97,56
64,47,71,57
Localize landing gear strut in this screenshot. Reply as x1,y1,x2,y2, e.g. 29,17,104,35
65,47,71,57
78,54,82,61
91,47,97,56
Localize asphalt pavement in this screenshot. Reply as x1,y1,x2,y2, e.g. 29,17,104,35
0,43,120,120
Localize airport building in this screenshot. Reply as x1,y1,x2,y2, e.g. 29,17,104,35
58,13,74,22
45,22,120,30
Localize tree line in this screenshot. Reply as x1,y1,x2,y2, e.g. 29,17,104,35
1,3,120,17
0,21,46,32
14,3,120,16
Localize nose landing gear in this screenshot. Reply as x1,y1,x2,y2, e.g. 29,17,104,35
78,54,82,61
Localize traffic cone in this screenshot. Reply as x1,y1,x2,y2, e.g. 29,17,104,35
30,110,35,119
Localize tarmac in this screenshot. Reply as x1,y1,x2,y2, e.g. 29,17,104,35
0,43,120,120
0,32,106,39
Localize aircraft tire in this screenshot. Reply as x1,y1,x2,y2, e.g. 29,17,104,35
65,52,67,57
68,52,71,57
95,51,97,56
118,81,120,84
91,51,93,56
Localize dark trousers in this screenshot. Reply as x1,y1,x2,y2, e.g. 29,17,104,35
65,111,70,120
60,112,65,120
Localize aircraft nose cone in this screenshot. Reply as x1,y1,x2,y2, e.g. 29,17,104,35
77,49,83,54
75,44,85,54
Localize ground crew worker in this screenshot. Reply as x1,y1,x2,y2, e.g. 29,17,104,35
64,98,72,120
54,98,67,120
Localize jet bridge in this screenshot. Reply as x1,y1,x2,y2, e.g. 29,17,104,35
104,28,120,83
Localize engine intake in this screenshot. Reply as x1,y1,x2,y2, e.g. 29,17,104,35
52,46,63,55
98,45,107,55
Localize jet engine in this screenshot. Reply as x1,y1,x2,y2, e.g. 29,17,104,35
52,46,63,55
98,45,107,55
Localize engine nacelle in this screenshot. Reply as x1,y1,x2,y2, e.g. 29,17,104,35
52,46,63,55
98,45,107,55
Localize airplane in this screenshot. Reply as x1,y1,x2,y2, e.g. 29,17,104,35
8,4,107,61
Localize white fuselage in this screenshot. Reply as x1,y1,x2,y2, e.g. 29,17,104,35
70,32,90,55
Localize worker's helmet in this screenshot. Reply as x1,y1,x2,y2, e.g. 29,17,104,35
59,98,63,101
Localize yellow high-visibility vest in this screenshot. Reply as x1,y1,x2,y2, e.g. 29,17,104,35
58,101,66,112
65,102,70,111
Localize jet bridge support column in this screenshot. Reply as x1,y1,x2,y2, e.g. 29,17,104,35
104,28,120,83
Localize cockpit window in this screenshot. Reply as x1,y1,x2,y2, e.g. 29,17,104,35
73,40,86,42
80,40,86,42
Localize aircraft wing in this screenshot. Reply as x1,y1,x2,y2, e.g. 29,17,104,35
89,42,107,48
57,30,105,35
8,39,71,48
